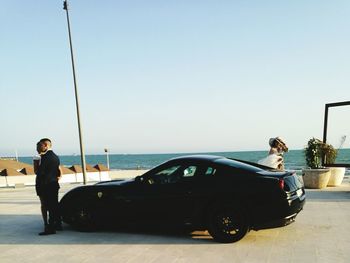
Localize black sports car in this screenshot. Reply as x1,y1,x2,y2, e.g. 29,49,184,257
60,155,305,243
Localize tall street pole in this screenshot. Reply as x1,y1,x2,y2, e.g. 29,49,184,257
104,148,110,170
63,0,87,184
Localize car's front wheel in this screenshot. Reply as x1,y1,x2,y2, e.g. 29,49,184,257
70,205,96,232
207,206,249,243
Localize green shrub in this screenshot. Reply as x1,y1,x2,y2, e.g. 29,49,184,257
304,138,337,168
322,143,338,165
304,138,323,169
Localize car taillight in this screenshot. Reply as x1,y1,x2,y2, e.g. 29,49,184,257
279,179,285,190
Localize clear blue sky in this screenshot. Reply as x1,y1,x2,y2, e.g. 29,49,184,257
1,0,349,156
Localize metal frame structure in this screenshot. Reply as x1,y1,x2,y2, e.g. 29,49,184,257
323,100,350,167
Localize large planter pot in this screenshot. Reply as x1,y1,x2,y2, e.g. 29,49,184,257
327,167,346,186
302,168,331,189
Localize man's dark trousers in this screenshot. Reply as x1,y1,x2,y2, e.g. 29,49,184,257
43,182,60,230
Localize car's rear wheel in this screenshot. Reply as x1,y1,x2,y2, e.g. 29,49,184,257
71,205,96,231
207,206,249,243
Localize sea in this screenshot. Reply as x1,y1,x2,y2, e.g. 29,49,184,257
19,149,350,174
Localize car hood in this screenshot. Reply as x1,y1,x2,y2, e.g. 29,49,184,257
95,178,135,186
61,178,136,202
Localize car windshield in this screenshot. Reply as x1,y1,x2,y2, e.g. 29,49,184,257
156,165,181,177
215,158,263,173
146,165,182,184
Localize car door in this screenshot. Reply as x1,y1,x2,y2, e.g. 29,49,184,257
138,162,200,225
92,182,145,225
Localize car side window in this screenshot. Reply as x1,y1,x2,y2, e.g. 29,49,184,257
205,166,216,176
183,166,197,177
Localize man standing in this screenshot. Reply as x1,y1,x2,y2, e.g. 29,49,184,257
36,138,62,235
34,142,48,230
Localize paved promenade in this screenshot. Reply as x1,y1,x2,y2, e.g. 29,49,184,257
0,179,349,263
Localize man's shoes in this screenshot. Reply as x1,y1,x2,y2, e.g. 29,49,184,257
38,229,56,236
39,225,56,235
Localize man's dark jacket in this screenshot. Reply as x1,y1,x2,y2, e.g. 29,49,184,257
37,150,60,186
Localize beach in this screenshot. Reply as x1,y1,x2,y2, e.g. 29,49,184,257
2,1,349,261
109,169,149,180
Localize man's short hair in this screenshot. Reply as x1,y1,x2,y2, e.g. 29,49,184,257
39,138,52,147
39,138,51,143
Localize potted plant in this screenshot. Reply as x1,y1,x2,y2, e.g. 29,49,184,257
302,138,331,189
323,136,346,186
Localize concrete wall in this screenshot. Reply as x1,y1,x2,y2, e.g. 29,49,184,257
0,170,154,187
3,175,35,187
0,171,111,187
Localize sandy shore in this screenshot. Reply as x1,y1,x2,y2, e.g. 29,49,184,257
109,169,149,180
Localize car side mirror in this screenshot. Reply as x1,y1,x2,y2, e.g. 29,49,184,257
135,175,144,183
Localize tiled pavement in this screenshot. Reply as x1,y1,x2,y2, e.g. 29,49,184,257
0,180,349,263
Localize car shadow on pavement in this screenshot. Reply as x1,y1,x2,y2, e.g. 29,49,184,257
0,214,214,245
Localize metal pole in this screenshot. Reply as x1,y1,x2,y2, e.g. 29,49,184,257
322,104,329,166
104,148,110,170
63,0,87,184
322,103,329,144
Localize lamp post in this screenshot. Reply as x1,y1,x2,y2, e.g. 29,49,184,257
104,148,110,170
63,0,87,184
